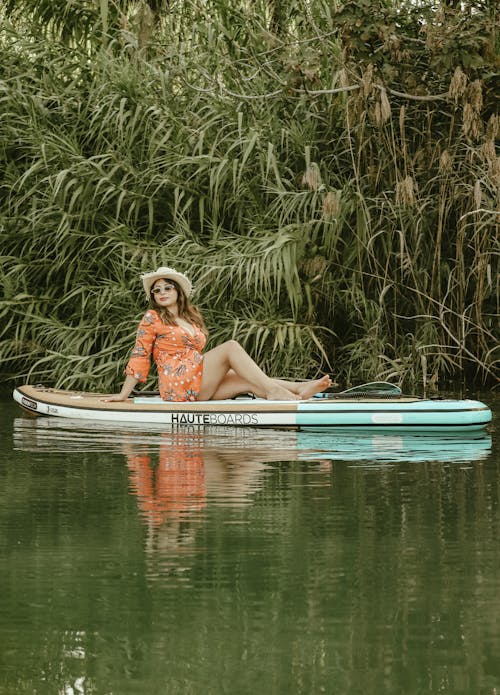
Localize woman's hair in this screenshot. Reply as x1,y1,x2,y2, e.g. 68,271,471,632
149,279,207,336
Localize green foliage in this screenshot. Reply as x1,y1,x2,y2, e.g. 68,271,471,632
0,0,498,391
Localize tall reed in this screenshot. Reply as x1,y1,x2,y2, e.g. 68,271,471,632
0,0,498,391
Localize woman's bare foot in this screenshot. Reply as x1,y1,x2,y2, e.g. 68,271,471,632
297,375,332,400
265,384,300,401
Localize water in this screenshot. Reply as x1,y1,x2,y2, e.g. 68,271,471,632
1,393,499,695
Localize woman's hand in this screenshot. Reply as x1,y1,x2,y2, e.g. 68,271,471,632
101,375,139,402
101,394,129,402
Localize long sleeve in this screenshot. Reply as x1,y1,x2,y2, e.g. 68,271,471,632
124,311,157,383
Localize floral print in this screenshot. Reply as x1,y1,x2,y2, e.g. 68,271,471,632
125,310,206,401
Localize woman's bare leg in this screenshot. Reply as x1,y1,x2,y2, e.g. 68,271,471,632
199,341,298,401
209,372,332,401
209,371,266,400
198,341,332,401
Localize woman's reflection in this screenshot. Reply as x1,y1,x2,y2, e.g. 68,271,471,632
124,436,207,528
121,429,288,571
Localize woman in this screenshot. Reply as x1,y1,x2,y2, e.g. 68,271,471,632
106,266,331,402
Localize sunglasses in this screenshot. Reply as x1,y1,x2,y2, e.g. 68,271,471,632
151,283,177,295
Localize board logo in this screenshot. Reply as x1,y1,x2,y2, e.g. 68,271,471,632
171,412,259,426
21,396,38,411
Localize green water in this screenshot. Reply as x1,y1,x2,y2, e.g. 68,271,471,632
1,394,499,695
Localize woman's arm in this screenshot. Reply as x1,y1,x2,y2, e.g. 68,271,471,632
103,311,157,402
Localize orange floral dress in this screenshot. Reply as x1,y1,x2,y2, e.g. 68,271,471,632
125,310,206,401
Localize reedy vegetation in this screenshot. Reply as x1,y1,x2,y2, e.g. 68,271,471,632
0,0,498,391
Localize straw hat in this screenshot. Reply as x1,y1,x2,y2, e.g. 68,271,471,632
141,267,193,299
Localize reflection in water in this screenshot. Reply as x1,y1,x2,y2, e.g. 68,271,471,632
124,436,207,570
297,430,493,463
12,417,492,576
13,416,492,464
4,409,499,694
125,436,207,526
12,419,300,578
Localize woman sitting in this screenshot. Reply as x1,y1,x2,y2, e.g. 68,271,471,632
106,266,331,402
